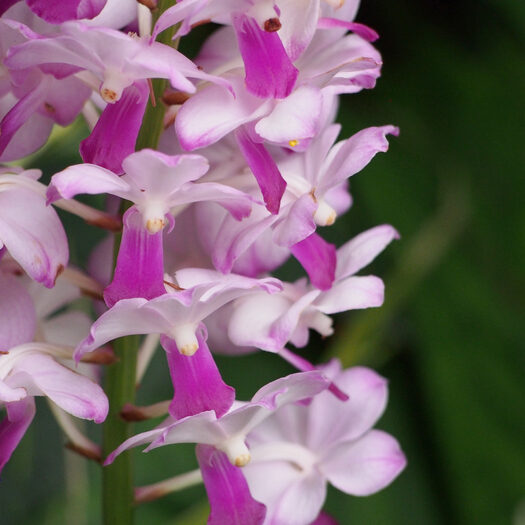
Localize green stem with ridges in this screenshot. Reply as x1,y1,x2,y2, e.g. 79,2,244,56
102,336,139,525
136,0,178,152
101,2,177,523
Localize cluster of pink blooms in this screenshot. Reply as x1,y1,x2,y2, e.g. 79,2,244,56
0,0,406,523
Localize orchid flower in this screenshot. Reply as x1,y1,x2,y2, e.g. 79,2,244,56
47,149,253,234
154,0,378,97
0,18,91,160
4,21,230,104
105,370,330,467
75,272,282,360
0,271,108,473
170,22,381,215
47,149,254,305
227,224,399,352
243,360,407,525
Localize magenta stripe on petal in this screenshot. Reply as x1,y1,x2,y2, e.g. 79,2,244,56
103,207,166,308
0,0,19,17
0,78,49,157
279,349,349,402
80,81,149,175
291,233,336,290
26,0,106,23
235,127,286,214
0,397,35,474
161,331,235,420
233,13,298,100
317,18,379,42
197,444,266,525
312,512,339,525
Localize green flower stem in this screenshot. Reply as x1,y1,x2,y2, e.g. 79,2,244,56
136,0,178,152
101,2,177,523
102,335,139,525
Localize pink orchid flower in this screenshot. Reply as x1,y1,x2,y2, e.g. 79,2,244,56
243,360,407,525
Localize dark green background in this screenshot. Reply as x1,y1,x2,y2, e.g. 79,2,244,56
2,0,524,523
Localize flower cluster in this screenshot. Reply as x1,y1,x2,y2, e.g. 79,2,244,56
0,1,406,523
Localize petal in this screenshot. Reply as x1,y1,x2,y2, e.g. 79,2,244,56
12,353,108,422
233,13,298,99
307,366,388,450
170,181,252,221
318,125,399,194
26,0,106,23
314,275,384,314
74,297,169,360
0,272,36,350
176,78,269,151
278,0,320,61
0,0,18,17
80,80,149,174
149,410,221,450
197,444,266,525
0,97,53,162
311,512,338,525
198,201,279,274
317,18,379,42
0,397,35,474
290,233,336,290
335,224,400,279
40,310,92,346
0,187,68,287
255,85,322,147
0,76,50,157
47,163,130,203
122,149,210,194
270,472,327,525
104,207,166,308
228,292,293,352
235,128,286,214
188,371,329,453
268,289,322,347
272,193,317,247
0,378,27,404
104,417,175,465
153,0,210,40
321,430,406,496
161,332,235,419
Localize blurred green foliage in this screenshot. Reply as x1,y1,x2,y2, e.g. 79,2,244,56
2,0,524,524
